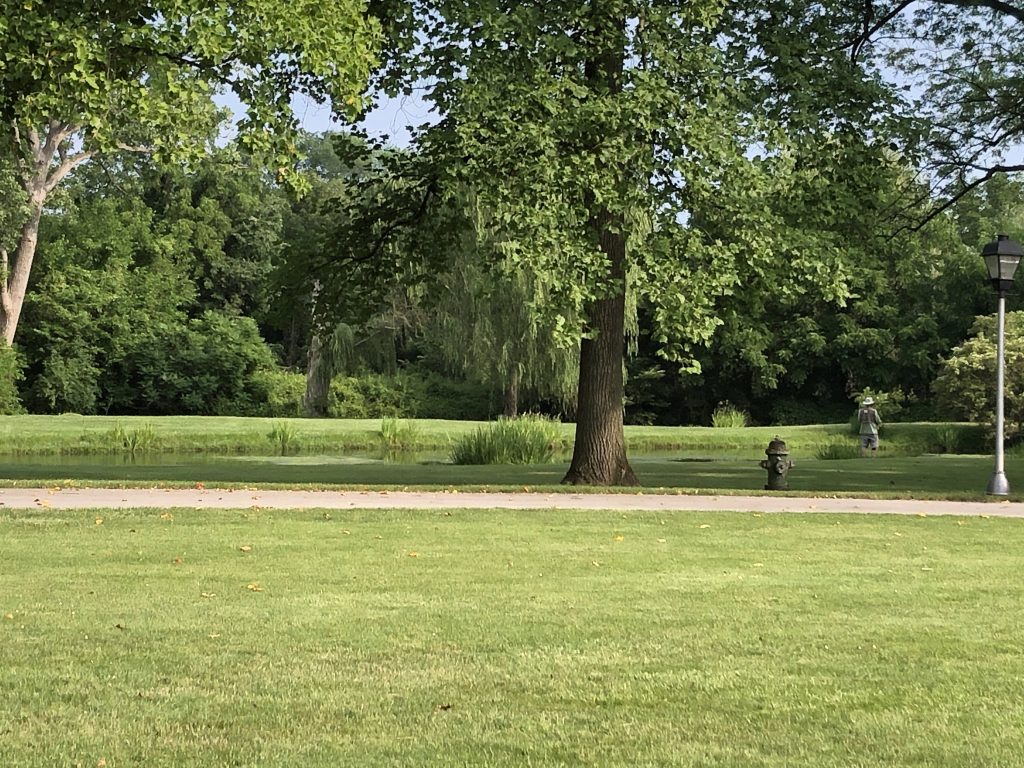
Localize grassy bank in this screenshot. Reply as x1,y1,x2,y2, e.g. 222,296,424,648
0,454,1018,500
0,415,987,457
2,506,1022,766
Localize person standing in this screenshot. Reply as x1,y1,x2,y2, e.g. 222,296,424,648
858,397,882,458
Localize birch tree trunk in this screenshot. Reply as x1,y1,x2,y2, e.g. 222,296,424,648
2,121,95,345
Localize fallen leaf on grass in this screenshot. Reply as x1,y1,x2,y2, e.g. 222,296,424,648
209,633,221,638
699,524,711,529
195,482,205,490
3,613,13,620
172,557,183,565
592,561,601,567
239,545,253,553
246,583,263,592
160,512,174,521
200,592,216,599
94,516,104,525
657,538,667,543
612,535,624,542
408,552,419,558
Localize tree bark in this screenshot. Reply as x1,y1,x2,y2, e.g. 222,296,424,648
303,333,330,417
1,203,42,346
2,121,95,345
502,368,520,417
562,210,638,486
562,3,638,486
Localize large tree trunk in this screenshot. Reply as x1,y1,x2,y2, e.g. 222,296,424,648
562,211,638,486
502,368,520,417
303,333,330,417
562,4,637,486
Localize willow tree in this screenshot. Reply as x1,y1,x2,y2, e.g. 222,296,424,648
0,0,379,345
427,192,580,417
342,0,883,484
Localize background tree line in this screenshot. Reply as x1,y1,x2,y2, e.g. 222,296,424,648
5,0,1024,485
1,131,1021,426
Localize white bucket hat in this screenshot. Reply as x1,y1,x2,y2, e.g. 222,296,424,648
862,397,874,406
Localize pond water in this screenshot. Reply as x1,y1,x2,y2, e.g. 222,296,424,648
0,447,762,469
0,451,441,467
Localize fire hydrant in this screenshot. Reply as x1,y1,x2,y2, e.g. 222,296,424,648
760,436,794,491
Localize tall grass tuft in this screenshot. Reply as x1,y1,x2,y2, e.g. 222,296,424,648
450,415,565,465
108,423,157,454
379,417,421,452
815,439,860,460
267,421,301,455
930,425,965,454
711,402,749,428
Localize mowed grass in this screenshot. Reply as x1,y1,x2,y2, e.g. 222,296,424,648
2,506,1023,766
1,454,1021,500
0,414,980,456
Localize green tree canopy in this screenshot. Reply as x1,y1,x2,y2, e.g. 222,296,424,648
0,0,380,344
317,0,915,483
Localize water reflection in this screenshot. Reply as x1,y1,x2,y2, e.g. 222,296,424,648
1,450,453,468
1,446,763,468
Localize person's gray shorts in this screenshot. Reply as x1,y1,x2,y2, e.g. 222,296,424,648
860,434,878,449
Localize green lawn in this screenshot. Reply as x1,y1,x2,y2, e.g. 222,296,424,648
2,506,1023,766
0,414,984,457
0,454,1020,500
2,414,1005,497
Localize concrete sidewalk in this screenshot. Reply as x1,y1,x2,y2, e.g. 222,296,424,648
2,487,1024,517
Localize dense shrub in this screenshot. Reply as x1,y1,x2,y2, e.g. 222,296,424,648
415,371,493,420
101,311,278,415
239,369,493,420
329,371,492,419
0,341,24,414
933,312,1024,439
769,398,862,426
330,374,412,418
250,370,307,417
34,346,101,414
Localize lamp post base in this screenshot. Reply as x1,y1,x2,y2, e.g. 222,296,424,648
987,471,1010,496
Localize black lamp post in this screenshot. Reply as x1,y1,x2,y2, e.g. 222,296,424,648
981,234,1023,495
